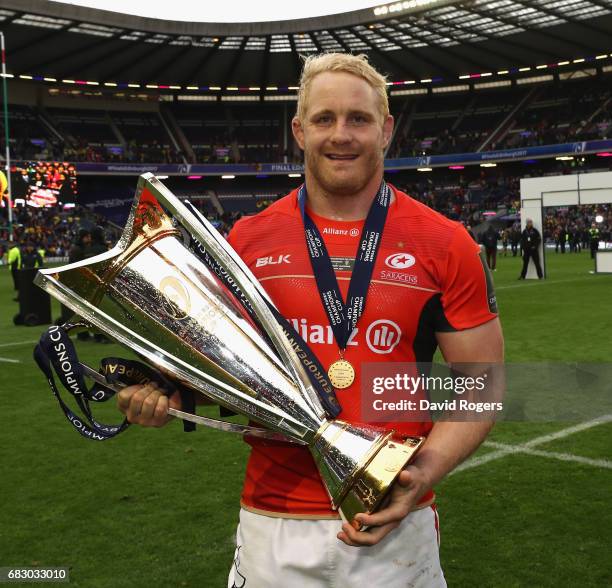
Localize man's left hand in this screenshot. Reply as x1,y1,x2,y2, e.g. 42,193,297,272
337,465,430,547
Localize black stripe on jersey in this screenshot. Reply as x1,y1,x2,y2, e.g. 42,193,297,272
477,248,498,313
413,293,456,365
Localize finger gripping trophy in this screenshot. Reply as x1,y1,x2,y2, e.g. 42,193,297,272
35,173,423,529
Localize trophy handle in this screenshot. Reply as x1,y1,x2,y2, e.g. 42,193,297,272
79,362,303,444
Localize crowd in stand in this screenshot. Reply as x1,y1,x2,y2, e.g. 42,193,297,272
392,128,485,158
391,85,611,158
11,137,284,166
505,86,611,150
543,204,611,252
0,204,119,264
5,86,610,166
393,111,611,158
12,137,185,165
397,172,520,226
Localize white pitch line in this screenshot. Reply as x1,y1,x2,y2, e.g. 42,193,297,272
0,335,79,349
0,357,21,363
496,276,609,291
483,441,612,470
452,414,612,474
0,340,39,348
521,415,612,447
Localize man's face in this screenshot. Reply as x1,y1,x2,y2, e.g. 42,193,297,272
292,72,393,197
527,221,533,229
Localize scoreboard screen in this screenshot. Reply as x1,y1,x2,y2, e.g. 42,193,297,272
11,161,78,207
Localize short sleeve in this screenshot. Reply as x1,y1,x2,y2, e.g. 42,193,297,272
440,226,498,331
226,218,246,255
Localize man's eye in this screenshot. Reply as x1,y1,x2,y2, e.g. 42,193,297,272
316,116,332,124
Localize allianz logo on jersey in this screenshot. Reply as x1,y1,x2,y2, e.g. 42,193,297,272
289,318,401,354
322,227,360,237
255,254,291,267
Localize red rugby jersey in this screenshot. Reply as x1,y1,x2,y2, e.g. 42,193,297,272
227,185,497,516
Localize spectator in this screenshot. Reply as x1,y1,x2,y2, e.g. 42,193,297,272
7,242,21,300
21,241,43,269
480,225,499,271
519,219,544,279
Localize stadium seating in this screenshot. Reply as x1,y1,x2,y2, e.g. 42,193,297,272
2,75,609,166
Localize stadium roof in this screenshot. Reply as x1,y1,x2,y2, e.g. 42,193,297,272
1,0,611,89
46,0,387,24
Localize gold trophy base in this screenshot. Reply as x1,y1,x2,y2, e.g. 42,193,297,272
339,436,424,529
311,421,424,530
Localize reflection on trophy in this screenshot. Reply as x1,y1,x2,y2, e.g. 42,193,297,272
35,173,423,528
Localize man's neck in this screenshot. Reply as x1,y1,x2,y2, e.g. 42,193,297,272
304,173,385,221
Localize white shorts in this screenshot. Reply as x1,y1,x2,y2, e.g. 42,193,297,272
227,507,446,588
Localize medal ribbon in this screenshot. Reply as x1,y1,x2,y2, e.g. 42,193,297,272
34,323,197,441
297,181,391,352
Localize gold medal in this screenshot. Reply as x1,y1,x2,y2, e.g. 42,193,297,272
327,359,355,389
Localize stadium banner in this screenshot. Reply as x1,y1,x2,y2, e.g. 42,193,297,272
13,140,612,177
388,139,612,168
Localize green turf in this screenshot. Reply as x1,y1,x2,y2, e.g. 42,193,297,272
0,250,611,587
536,422,612,460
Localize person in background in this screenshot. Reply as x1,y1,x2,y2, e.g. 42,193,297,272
69,228,91,264
89,226,109,256
21,241,43,269
501,228,509,256
510,224,521,257
519,219,543,279
37,243,46,264
589,222,600,259
558,224,567,254
569,225,580,253
481,225,499,271
8,242,22,300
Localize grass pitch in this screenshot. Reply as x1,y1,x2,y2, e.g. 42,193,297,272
0,250,610,587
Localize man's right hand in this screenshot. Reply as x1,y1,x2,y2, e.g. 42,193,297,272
117,382,181,427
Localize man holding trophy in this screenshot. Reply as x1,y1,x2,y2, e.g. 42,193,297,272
113,53,504,587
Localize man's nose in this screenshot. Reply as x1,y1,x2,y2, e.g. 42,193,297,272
329,121,352,144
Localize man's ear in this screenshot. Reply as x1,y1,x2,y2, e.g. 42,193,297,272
292,117,305,150
382,115,394,149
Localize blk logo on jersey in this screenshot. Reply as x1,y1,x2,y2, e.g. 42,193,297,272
385,252,416,270
255,254,291,267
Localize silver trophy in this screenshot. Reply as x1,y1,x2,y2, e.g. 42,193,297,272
35,173,423,528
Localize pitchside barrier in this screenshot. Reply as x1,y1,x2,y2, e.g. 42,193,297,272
595,250,612,273
14,268,51,326
520,171,612,279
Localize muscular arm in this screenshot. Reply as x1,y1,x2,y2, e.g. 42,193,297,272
409,317,504,489
339,317,504,547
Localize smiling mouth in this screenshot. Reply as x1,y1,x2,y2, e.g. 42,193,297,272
325,154,358,161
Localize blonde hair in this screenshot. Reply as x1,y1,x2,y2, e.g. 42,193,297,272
296,53,389,122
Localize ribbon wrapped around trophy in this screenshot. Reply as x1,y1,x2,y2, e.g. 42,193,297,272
32,173,424,528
